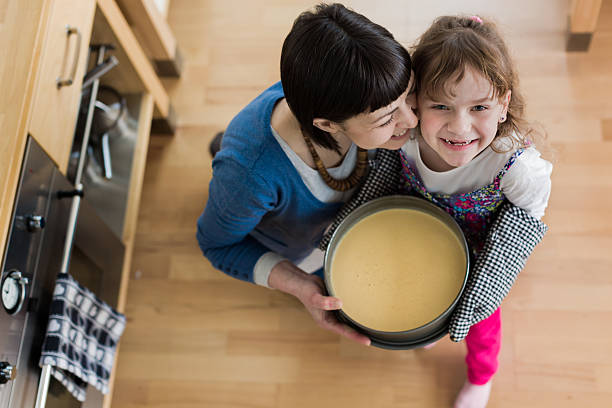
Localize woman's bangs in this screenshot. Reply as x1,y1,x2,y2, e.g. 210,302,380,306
365,61,411,113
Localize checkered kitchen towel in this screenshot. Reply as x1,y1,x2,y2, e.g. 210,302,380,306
39,273,126,401
319,148,548,342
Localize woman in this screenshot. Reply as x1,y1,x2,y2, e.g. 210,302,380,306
197,3,417,345
197,4,547,352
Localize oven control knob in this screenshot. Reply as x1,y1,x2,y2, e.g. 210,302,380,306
0,362,16,384
26,215,45,232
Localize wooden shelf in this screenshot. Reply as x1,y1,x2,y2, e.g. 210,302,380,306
567,0,603,51
116,0,183,77
93,0,170,119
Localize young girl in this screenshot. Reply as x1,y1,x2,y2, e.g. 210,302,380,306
401,15,552,407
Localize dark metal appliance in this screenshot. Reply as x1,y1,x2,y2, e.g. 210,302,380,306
0,136,125,408
2,40,136,408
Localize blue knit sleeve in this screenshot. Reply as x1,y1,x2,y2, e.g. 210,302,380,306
196,156,277,283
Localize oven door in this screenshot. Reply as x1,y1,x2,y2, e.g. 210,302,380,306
40,186,124,408
1,137,58,408
1,139,124,408
2,136,124,408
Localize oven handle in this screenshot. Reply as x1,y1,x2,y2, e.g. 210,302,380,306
34,181,83,408
34,365,52,408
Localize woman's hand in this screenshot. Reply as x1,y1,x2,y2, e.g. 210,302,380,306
269,260,371,346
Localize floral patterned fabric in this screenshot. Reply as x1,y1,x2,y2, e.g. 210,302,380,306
399,148,525,254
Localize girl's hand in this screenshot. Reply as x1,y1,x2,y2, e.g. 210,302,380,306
269,261,371,346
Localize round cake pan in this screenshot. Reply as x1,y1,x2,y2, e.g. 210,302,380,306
324,195,470,349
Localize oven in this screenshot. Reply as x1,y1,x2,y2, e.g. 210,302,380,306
1,40,135,408
0,135,124,408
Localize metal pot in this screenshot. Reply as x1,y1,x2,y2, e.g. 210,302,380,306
324,195,470,350
88,85,126,179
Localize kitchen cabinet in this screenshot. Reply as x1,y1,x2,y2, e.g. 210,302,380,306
1,0,172,406
28,0,96,174
1,0,172,252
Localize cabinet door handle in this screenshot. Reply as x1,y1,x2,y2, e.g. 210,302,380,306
56,25,82,88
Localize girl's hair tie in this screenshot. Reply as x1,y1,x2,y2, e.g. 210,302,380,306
470,15,483,24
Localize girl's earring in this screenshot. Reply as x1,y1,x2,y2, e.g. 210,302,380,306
499,116,506,123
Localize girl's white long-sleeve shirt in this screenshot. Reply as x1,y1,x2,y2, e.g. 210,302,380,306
400,136,553,219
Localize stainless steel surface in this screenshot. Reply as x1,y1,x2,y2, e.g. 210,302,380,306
1,137,55,406
1,138,74,408
36,186,125,408
2,136,124,407
30,165,77,408
323,195,470,349
72,94,140,239
37,161,124,408
4,40,129,408
69,45,138,239
71,195,124,308
36,128,124,408
30,43,127,407
56,26,82,88
37,177,78,404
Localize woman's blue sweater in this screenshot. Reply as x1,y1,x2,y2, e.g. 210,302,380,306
196,82,343,282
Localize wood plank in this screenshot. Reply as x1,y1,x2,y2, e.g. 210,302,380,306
603,118,612,141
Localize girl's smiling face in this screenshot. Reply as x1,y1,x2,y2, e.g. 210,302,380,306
417,67,511,172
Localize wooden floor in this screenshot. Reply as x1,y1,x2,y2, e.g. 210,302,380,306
111,1,612,407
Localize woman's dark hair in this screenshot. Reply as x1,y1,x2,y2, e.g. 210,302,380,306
281,3,411,152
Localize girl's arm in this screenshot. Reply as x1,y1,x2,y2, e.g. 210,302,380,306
447,148,552,341
500,147,553,220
